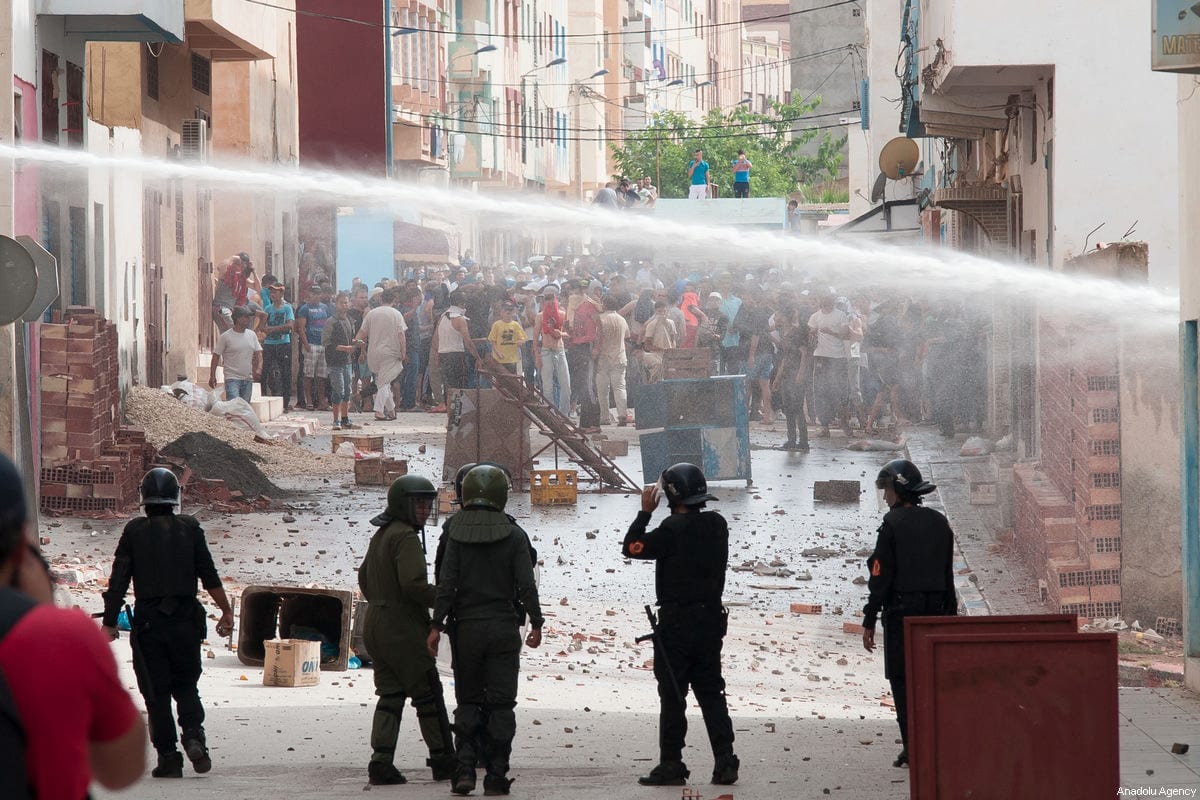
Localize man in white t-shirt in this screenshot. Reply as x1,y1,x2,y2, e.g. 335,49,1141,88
357,288,408,421
209,306,262,402
807,292,852,437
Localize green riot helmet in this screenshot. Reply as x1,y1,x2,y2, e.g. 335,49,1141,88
461,464,510,512
371,474,439,528
453,462,479,505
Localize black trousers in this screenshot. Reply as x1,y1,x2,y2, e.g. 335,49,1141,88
654,608,735,763
132,600,206,754
567,344,599,427
882,592,954,749
451,620,521,777
262,342,292,408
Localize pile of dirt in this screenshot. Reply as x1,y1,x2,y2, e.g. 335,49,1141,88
160,432,284,498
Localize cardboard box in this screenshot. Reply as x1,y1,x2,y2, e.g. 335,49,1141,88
262,639,321,687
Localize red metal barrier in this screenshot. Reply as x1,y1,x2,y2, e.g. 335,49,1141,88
908,630,1118,799
905,615,1080,798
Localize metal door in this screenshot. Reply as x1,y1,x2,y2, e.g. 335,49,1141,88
143,188,164,387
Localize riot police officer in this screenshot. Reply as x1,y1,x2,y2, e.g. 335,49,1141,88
101,468,235,778
358,474,455,785
428,464,544,796
622,462,739,787
862,458,958,768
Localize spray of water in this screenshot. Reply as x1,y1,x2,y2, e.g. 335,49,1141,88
1,143,1178,328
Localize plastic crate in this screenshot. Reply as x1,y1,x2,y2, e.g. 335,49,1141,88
529,469,578,506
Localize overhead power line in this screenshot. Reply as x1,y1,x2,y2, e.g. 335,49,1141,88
430,116,854,144
391,44,858,92
241,0,860,41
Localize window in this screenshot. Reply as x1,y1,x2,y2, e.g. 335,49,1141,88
147,50,160,100
1092,408,1119,424
1087,504,1122,521
1086,375,1119,391
1091,440,1120,456
1093,472,1121,488
191,53,211,95
69,206,87,305
41,50,59,145
1095,537,1121,553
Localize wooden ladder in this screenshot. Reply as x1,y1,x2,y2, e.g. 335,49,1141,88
479,363,641,493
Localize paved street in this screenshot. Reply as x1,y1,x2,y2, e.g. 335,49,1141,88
42,412,1194,798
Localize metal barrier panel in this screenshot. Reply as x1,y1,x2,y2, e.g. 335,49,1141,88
905,614,1079,797
910,632,1118,799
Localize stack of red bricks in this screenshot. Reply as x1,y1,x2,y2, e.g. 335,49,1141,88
39,309,155,515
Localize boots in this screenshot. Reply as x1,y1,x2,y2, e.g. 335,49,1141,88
452,767,477,795
181,731,212,774
428,755,456,782
712,753,740,785
151,751,184,779
483,773,513,796
637,760,689,786
893,747,909,768
368,760,407,785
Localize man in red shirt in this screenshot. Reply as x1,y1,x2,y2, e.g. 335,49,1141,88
0,453,145,798
568,281,603,433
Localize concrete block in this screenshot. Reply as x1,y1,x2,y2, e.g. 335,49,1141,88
813,480,860,502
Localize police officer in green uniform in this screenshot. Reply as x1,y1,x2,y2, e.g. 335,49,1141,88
427,464,544,796
862,458,958,768
358,474,455,785
101,468,235,779
622,462,740,787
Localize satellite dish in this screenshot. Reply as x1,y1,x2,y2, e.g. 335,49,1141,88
17,236,59,323
870,172,887,203
0,236,38,326
879,137,921,180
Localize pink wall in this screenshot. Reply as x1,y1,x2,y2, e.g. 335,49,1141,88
14,77,38,238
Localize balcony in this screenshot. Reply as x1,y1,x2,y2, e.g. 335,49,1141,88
393,114,448,169
913,0,1052,136
184,0,272,61
38,0,185,43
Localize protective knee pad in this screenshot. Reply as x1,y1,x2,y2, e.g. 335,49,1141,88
484,701,517,741
413,680,453,758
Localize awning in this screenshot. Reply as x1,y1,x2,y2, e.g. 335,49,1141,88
394,222,452,263
829,199,922,242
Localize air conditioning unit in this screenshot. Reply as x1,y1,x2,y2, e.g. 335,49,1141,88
180,118,208,162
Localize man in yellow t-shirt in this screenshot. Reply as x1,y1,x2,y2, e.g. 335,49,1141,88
488,302,527,374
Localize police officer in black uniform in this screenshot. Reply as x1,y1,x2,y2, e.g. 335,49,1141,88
622,462,739,787
101,468,234,778
862,458,957,768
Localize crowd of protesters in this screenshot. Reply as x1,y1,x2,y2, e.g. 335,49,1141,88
212,251,988,445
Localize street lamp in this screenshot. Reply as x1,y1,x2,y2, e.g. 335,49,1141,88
520,57,567,167
572,69,610,199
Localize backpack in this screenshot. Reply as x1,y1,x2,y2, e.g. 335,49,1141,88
0,587,37,800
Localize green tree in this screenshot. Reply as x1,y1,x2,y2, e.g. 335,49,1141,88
609,95,846,199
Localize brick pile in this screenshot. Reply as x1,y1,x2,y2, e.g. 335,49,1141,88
39,308,155,516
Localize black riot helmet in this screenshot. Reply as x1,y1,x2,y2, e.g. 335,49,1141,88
453,462,478,505
659,462,717,508
371,474,439,528
875,459,935,503
141,468,181,507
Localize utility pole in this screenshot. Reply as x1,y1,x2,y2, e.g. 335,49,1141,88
0,0,19,460
573,85,582,201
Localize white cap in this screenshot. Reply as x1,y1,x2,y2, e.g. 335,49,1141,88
708,292,723,301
